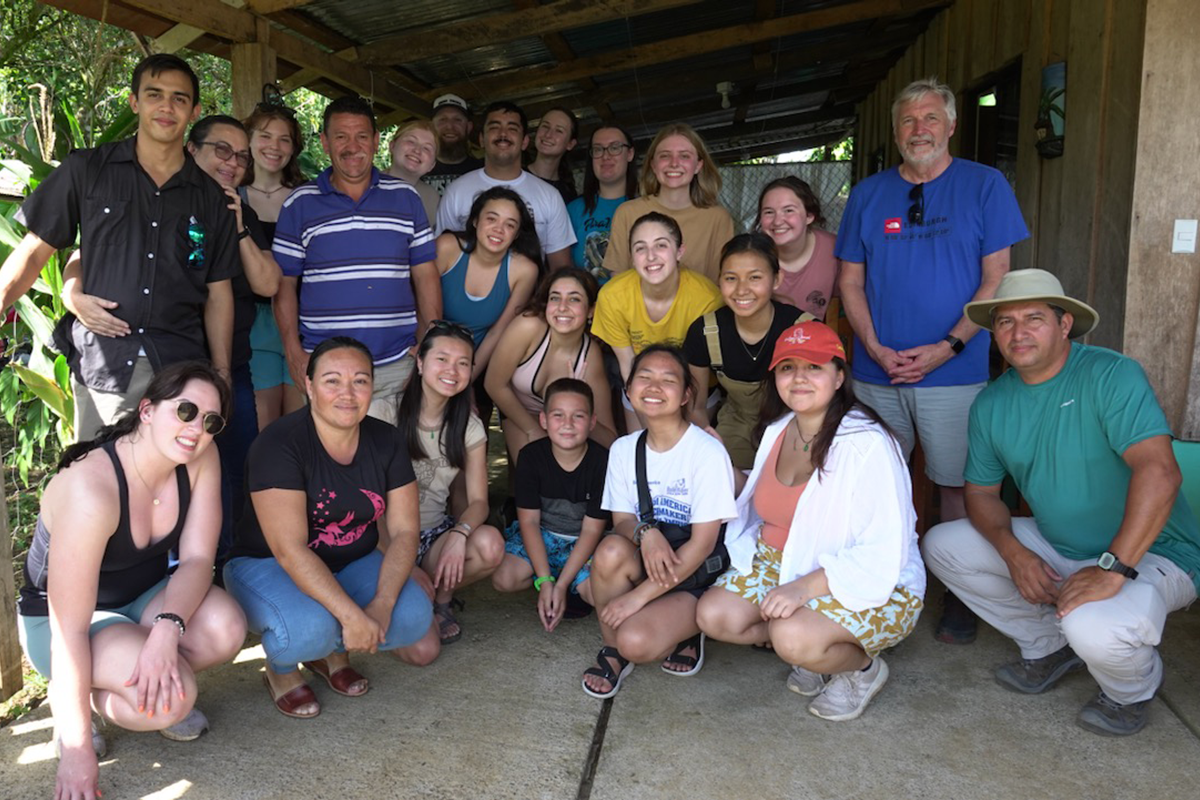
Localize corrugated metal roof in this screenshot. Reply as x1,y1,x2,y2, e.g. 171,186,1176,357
301,0,512,41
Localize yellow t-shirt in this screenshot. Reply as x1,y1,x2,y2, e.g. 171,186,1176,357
601,195,736,284
591,268,722,353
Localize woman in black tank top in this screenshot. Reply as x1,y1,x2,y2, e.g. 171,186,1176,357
18,361,246,799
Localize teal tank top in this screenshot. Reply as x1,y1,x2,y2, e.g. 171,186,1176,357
440,249,511,348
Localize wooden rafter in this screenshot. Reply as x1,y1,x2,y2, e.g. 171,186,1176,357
433,0,948,100
356,0,699,66
246,0,310,13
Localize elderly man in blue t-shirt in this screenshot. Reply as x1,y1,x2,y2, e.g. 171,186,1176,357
274,95,441,425
836,77,1030,643
923,269,1200,736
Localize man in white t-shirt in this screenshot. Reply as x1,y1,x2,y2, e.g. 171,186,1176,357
436,100,576,269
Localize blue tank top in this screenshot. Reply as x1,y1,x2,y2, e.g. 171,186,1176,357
440,248,511,348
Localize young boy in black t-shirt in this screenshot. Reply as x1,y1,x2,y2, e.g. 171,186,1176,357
493,378,609,631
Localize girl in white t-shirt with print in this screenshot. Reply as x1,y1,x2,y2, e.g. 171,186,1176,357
581,344,736,699
396,322,505,645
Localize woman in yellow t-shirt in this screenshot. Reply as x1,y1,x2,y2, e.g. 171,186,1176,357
592,211,722,431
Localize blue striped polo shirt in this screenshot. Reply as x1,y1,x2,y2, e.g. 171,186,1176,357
274,167,436,364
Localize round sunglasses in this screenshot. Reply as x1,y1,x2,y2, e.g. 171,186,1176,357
170,399,226,436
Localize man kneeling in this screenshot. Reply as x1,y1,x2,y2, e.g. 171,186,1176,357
923,269,1200,736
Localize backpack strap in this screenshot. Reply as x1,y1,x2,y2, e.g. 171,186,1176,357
634,430,655,525
702,311,724,375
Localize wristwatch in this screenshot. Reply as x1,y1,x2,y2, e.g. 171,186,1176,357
1097,551,1139,580
943,334,965,355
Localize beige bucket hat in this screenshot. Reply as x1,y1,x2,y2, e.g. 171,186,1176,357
964,269,1099,338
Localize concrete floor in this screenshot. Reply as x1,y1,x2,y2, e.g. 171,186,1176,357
2,582,1199,800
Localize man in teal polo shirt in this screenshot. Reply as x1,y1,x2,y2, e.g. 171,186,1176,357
923,269,1200,736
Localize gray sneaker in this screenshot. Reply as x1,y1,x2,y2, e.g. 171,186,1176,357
1077,692,1153,736
54,719,106,759
786,666,829,697
807,657,889,721
159,708,210,742
994,644,1084,694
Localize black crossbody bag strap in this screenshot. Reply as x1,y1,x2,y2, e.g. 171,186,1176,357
635,430,655,525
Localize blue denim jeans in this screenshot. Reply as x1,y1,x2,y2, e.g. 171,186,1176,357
223,550,432,674
216,362,258,563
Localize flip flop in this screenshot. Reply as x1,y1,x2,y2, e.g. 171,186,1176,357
303,658,369,697
582,646,634,699
434,598,464,645
262,674,320,719
661,633,705,677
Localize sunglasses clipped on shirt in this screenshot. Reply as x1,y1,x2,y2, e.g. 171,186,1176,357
908,182,925,226
172,399,226,436
196,140,253,169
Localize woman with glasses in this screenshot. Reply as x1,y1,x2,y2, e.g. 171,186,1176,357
602,123,734,283
757,176,839,321
527,107,580,204
567,125,637,285
397,321,506,644
17,362,246,799
241,92,307,431
224,337,439,719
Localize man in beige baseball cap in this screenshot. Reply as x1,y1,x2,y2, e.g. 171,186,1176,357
923,268,1200,736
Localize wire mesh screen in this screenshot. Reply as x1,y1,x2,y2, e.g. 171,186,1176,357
717,161,852,235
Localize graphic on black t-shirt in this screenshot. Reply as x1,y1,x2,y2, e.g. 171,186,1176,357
310,487,385,550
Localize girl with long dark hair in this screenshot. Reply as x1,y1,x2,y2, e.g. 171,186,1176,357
397,322,506,643
696,321,926,722
528,106,580,204
568,124,637,284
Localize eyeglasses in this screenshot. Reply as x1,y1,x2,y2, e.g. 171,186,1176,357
255,84,297,119
196,141,252,169
908,182,925,226
590,143,631,158
172,399,226,436
429,319,475,341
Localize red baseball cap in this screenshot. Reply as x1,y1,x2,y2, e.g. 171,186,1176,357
769,320,845,369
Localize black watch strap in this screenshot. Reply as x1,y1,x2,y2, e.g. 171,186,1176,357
943,334,965,355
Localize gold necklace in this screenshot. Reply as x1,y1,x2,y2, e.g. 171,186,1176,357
793,419,816,452
128,439,163,506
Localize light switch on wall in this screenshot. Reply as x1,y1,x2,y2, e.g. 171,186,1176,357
1173,219,1198,254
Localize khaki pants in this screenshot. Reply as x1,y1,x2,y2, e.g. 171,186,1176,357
72,356,154,442
366,354,416,426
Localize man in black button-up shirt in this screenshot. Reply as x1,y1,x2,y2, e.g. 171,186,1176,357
0,54,238,440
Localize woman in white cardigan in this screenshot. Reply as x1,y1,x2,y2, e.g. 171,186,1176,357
696,320,926,722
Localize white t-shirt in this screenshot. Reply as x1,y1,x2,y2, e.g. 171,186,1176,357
602,424,737,527
436,169,577,258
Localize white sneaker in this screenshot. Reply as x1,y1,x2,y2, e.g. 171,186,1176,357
786,666,828,697
159,708,210,742
807,657,890,721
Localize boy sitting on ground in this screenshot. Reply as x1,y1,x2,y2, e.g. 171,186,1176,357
493,378,610,630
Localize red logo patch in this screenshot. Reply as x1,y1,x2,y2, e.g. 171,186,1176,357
885,218,902,234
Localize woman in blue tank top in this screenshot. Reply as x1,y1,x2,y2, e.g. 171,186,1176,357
436,186,541,381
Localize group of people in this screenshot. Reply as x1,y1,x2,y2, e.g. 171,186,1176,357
2,52,1199,800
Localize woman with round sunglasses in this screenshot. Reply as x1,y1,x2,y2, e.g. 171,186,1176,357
224,337,439,720
696,321,925,722
602,122,733,283
241,93,307,431
485,266,616,466
17,361,246,800
397,321,506,644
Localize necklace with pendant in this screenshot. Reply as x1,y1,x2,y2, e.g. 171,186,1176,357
735,306,775,363
129,439,163,505
249,184,285,196
793,419,816,452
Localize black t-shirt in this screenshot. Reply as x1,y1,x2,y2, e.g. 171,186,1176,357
683,301,802,383
17,137,241,392
423,156,485,196
515,437,609,537
232,204,271,368
231,408,416,572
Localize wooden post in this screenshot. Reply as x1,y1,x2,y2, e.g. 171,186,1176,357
231,19,277,120
0,466,23,700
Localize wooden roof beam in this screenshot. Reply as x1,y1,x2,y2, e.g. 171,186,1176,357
356,0,700,66
247,0,310,12
434,0,948,100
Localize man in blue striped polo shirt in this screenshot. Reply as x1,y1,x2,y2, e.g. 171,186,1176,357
274,95,441,424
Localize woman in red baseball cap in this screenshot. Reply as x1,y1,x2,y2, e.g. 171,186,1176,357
696,320,927,722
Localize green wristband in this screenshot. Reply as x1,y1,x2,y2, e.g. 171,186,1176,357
534,575,557,591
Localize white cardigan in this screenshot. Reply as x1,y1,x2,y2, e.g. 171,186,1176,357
724,411,927,611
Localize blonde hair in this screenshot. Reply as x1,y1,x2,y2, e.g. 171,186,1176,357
639,122,722,208
391,120,439,156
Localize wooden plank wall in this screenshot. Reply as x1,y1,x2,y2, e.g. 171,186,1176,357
851,0,1153,389
1125,0,1200,435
